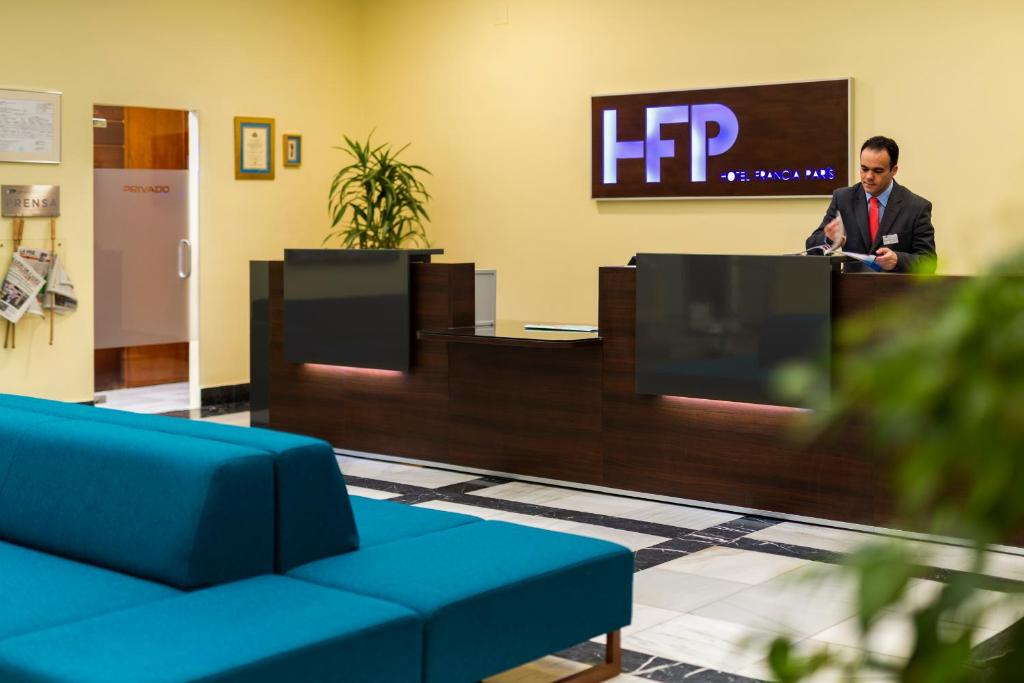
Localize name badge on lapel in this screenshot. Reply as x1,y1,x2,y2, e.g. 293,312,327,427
883,233,899,246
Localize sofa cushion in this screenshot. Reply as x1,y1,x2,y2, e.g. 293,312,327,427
0,576,422,683
0,540,180,641
290,521,634,683
351,496,481,548
0,393,358,571
0,417,274,589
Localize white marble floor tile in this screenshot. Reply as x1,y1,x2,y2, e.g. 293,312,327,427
335,455,480,488
591,604,684,643
97,382,190,414
761,563,860,605
978,549,1024,581
911,543,1024,581
658,546,810,585
624,613,777,673
739,640,905,682
469,481,652,516
963,591,1024,633
413,500,577,531
619,501,742,530
690,575,858,639
201,412,250,427
631,568,747,612
553,523,669,552
347,487,401,500
747,522,1024,582
744,522,885,554
891,579,1024,633
468,481,741,529
813,612,997,659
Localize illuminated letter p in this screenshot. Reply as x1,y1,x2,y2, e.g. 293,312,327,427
690,104,739,182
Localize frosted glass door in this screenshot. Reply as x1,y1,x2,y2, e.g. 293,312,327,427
94,169,189,349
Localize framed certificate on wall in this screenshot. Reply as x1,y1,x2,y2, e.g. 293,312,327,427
0,88,62,164
234,116,275,179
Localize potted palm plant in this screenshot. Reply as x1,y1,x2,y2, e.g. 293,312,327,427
324,134,432,249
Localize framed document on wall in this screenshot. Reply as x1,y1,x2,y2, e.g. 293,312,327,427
0,88,62,164
283,133,301,167
234,116,275,179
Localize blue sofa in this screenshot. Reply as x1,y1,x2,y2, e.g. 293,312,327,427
0,394,633,682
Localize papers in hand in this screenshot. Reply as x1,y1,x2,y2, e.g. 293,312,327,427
823,212,846,254
524,323,598,333
840,251,883,272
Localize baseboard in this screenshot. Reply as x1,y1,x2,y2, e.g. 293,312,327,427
201,383,250,407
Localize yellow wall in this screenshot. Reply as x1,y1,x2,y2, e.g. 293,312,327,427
358,0,1024,323
0,0,364,401
3,0,1023,401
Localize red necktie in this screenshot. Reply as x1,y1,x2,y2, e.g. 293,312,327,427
869,196,880,243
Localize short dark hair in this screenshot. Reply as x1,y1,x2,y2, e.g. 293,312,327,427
860,136,899,168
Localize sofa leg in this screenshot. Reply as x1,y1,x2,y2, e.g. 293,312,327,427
554,631,622,683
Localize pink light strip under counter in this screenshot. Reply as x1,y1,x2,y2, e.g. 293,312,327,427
301,364,406,379
658,394,809,415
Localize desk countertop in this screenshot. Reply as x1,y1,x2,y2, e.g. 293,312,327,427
418,320,601,348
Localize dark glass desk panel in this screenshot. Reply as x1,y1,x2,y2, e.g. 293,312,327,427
636,254,832,406
283,249,410,371
419,320,600,347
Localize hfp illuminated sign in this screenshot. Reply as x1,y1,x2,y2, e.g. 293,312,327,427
603,104,739,184
591,79,850,199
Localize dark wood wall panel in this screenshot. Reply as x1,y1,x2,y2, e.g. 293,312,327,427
123,343,190,388
93,105,125,169
447,343,603,483
94,348,123,392
124,107,188,170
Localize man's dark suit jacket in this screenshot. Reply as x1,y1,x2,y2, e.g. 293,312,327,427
806,181,937,274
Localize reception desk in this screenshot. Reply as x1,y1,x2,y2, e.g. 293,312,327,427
251,254,957,527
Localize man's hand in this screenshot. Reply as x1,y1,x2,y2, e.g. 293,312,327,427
875,247,898,271
824,218,845,247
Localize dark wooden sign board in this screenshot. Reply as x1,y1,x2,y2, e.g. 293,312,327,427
592,79,850,199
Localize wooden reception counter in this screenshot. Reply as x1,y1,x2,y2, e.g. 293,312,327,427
251,257,954,528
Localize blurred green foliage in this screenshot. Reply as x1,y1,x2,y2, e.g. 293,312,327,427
769,254,1024,682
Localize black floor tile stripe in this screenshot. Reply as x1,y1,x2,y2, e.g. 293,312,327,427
557,641,764,682
343,471,777,540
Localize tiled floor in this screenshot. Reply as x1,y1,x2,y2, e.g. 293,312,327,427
97,382,191,414
177,408,1024,683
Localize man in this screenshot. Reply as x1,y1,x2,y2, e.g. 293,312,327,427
807,136,937,273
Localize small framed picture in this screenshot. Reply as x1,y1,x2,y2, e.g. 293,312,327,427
234,116,275,180
283,134,302,167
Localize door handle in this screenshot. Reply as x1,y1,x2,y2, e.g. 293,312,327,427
178,239,192,279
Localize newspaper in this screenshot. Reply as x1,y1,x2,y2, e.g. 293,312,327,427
0,252,46,323
17,248,78,316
